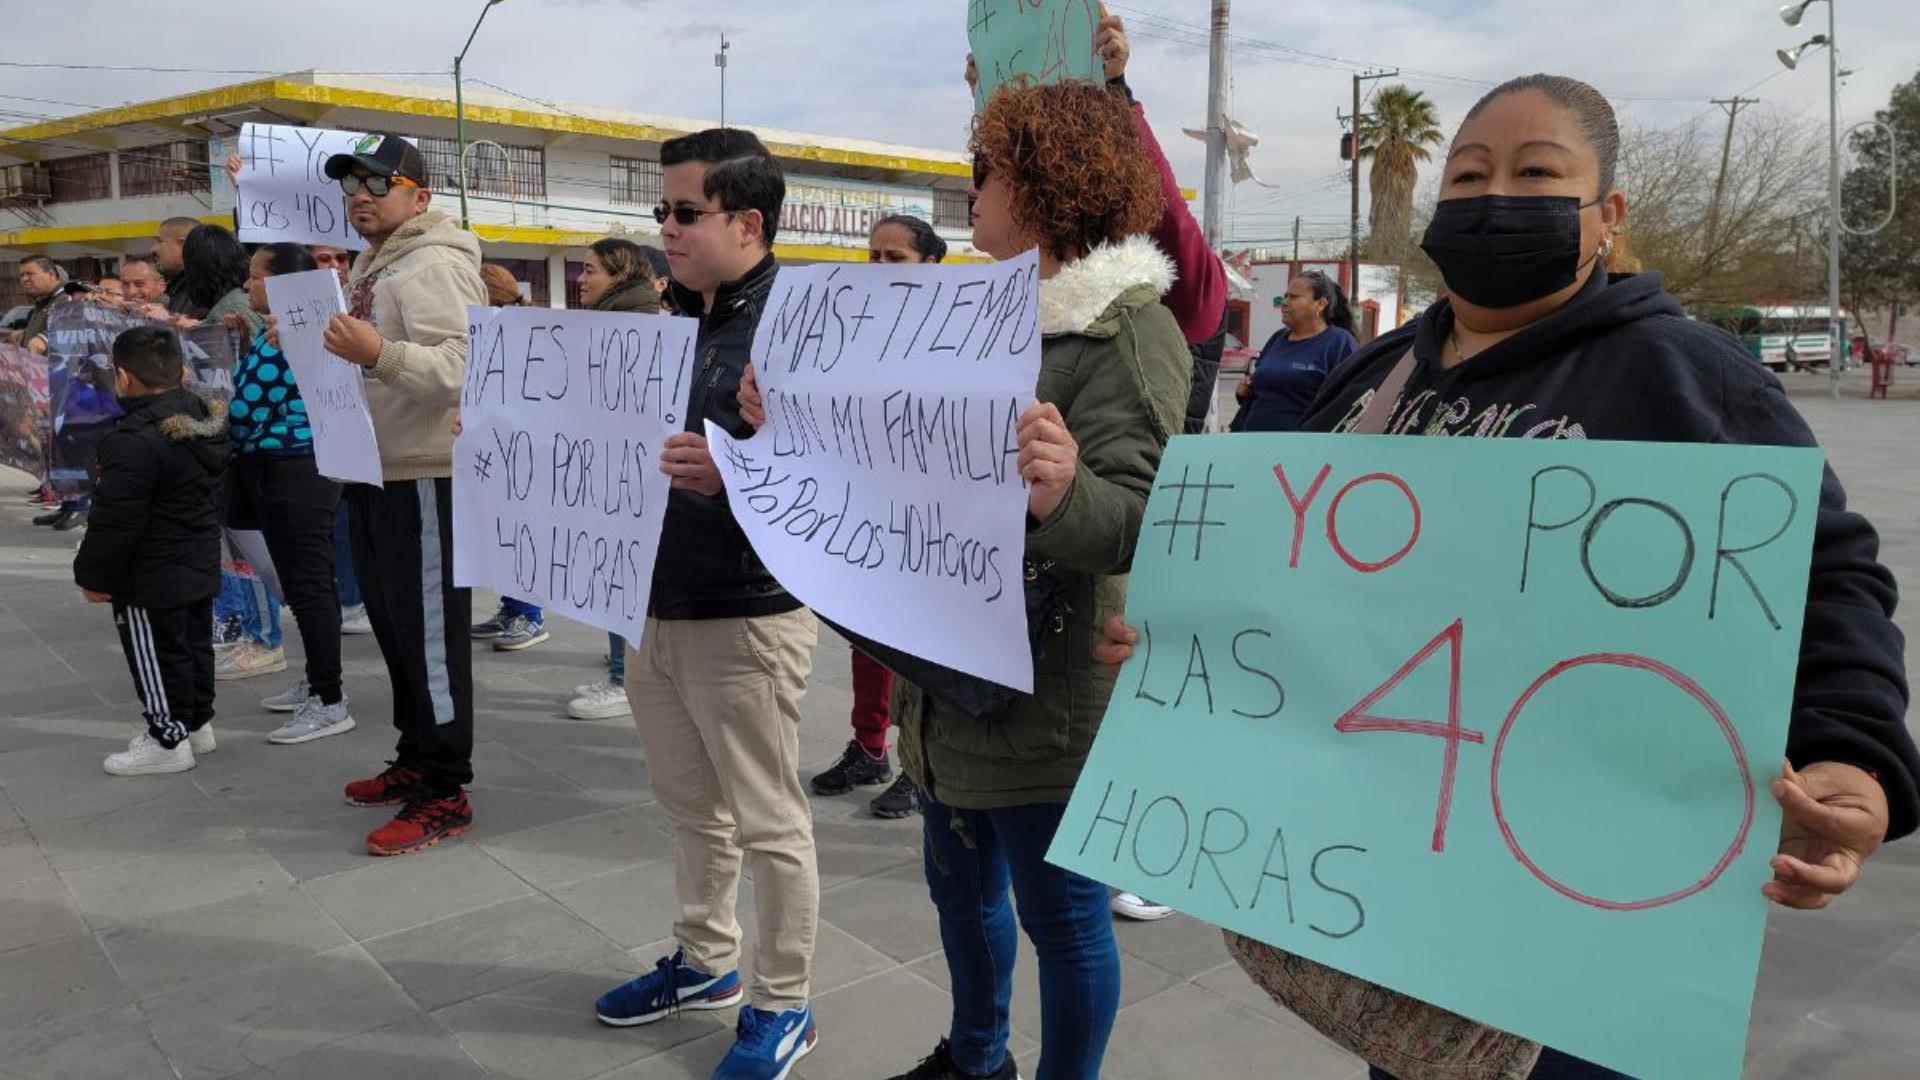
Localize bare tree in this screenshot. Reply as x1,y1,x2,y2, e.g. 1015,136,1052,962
1615,108,1828,307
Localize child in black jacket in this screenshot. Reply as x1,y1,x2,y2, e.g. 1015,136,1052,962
75,326,229,776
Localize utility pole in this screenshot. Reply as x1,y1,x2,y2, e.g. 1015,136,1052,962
1703,96,1758,254
1201,0,1230,252
1344,68,1397,298
716,35,731,128
1822,0,1842,398
1292,214,1300,262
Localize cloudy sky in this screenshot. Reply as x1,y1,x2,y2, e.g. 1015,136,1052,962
4,0,1916,254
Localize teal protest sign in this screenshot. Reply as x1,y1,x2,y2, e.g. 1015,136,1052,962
1048,433,1826,1080
967,0,1102,112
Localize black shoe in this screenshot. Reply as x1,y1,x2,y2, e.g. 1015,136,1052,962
887,1039,1020,1080
810,739,892,796
871,773,919,819
49,509,86,531
32,508,64,526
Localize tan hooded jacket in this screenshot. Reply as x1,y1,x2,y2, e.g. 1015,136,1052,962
347,210,485,481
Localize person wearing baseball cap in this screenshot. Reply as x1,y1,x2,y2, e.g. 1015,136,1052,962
309,130,489,857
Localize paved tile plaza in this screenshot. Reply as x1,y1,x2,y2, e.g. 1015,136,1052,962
0,371,1915,1079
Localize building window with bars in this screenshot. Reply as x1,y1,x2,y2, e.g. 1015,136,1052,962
45,153,111,203
118,140,210,198
609,156,662,207
412,136,547,199
933,187,971,230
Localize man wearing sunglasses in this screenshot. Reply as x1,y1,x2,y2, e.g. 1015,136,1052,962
590,128,822,1080
313,133,487,857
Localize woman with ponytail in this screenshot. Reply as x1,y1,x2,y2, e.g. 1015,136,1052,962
1231,270,1359,432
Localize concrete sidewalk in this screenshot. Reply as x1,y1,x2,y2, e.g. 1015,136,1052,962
0,369,1914,1079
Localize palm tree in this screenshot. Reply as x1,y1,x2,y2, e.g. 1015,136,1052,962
1359,86,1445,252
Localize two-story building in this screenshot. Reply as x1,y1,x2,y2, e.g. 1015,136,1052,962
0,70,979,311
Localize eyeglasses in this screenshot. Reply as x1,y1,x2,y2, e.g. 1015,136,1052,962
340,174,421,198
653,202,733,227
971,158,990,189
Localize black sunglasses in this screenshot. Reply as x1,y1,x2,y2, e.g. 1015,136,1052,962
971,158,990,188
339,173,418,198
653,202,734,227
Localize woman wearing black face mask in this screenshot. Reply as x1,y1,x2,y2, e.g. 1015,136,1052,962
1097,72,1917,1080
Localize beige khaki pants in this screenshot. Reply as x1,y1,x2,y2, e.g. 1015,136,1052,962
624,608,820,1009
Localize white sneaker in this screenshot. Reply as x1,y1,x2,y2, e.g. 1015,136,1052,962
268,698,356,745
188,724,217,755
104,733,196,776
340,604,373,635
567,680,631,720
216,641,287,681
262,679,311,713
1111,892,1175,921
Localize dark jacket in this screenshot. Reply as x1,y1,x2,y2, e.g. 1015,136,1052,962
74,385,229,608
595,277,662,315
651,254,800,621
896,236,1192,809
16,291,58,350
1303,268,1920,840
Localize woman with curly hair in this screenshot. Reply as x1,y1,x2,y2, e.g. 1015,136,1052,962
885,79,1192,1080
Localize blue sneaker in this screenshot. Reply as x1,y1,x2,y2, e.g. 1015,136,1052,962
493,614,550,651
712,1003,816,1080
595,949,743,1027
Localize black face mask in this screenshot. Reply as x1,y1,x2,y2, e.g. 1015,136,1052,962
1420,194,1600,309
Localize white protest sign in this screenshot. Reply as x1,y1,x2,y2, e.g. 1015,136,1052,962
453,305,697,643
261,269,383,485
707,251,1042,692
236,123,387,247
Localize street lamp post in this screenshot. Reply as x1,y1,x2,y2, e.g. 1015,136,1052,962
454,0,508,230
1778,0,1844,399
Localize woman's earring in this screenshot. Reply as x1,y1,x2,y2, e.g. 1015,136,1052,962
1599,235,1616,259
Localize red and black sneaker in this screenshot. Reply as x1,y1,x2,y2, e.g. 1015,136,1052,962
343,763,424,808
365,790,473,856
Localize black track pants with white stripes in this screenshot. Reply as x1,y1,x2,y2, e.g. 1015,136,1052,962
113,599,215,749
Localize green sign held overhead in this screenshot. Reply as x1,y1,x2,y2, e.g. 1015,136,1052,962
1048,432,1828,1080
967,0,1103,112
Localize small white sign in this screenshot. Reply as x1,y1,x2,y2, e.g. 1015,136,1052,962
262,270,383,485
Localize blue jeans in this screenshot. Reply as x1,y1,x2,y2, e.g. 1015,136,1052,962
607,633,626,685
500,597,543,621
333,505,362,608
1371,1049,1635,1080
215,562,281,648
921,795,1120,1080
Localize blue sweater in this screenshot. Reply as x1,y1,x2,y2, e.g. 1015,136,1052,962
228,333,312,455
1241,326,1360,433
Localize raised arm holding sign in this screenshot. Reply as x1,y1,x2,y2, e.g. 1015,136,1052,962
262,269,382,485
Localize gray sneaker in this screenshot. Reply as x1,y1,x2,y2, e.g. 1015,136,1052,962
262,679,311,713
267,698,356,745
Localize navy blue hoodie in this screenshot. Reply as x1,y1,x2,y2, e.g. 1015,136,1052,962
1303,268,1920,840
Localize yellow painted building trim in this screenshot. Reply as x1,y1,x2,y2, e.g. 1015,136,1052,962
0,215,226,250
1,78,971,179
0,81,285,148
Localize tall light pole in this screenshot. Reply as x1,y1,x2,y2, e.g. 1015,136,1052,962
1777,0,1843,398
1201,0,1230,252
454,0,508,229
716,35,731,128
